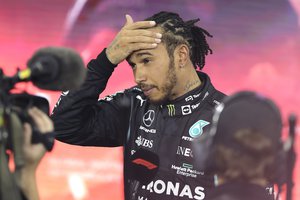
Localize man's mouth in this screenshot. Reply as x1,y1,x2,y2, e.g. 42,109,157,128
143,88,155,96
140,85,156,96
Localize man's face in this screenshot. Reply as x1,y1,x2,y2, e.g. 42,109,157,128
128,42,178,104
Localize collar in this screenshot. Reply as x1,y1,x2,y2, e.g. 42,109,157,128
161,72,215,117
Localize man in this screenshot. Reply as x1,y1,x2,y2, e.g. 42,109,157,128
202,91,284,200
51,11,225,200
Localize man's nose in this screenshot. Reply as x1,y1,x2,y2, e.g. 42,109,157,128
134,65,147,84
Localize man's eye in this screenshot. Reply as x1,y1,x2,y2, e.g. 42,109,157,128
143,58,150,64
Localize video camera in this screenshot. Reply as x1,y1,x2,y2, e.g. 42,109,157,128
0,46,86,200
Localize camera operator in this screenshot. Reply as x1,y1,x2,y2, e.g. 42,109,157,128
0,46,84,200
15,107,54,200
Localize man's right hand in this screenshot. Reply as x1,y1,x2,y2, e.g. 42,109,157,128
106,14,162,65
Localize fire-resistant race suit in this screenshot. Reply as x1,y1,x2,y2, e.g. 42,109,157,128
51,49,226,200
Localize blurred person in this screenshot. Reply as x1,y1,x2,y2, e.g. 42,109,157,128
201,91,284,200
51,11,225,200
16,107,54,200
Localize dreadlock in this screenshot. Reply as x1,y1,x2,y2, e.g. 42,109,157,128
145,11,213,70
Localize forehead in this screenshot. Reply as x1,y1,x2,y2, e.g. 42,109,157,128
127,27,167,62
128,44,168,64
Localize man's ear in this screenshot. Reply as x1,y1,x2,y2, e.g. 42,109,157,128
175,44,189,68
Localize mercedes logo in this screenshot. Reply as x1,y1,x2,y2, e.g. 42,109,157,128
143,110,155,127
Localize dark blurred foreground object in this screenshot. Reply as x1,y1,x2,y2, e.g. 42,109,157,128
194,91,297,200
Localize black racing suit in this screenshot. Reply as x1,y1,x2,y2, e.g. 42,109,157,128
51,49,226,200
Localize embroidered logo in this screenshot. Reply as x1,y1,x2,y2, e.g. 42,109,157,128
181,105,192,115
136,95,146,106
143,110,155,127
167,104,175,116
135,136,153,148
189,120,210,138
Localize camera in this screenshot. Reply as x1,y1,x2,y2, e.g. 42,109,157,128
0,46,86,200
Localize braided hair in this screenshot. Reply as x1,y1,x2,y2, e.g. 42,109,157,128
145,11,213,70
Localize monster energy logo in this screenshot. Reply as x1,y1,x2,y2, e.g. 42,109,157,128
167,104,175,116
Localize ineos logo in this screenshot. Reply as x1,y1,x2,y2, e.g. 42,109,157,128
143,110,155,127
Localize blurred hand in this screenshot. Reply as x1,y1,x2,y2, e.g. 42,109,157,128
16,107,54,200
22,107,54,170
106,14,162,64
